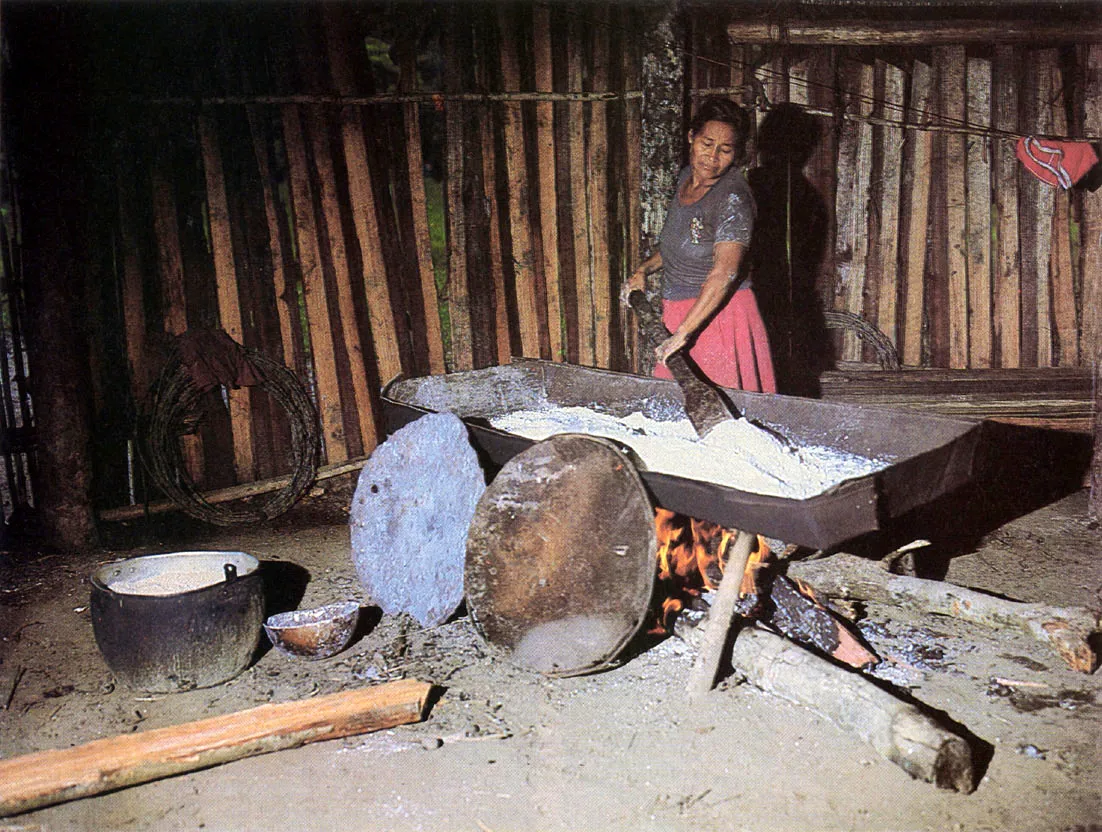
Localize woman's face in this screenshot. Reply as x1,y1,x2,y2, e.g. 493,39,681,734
687,120,738,183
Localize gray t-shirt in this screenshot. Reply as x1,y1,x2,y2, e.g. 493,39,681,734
659,166,755,300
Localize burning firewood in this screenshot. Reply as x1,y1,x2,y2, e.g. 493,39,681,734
729,625,976,792
787,553,1100,673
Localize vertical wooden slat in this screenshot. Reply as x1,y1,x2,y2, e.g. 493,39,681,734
442,19,473,372
198,113,255,482
568,20,594,366
304,107,377,455
322,14,402,388
966,56,993,368
874,61,905,350
117,173,150,412
246,107,297,373
533,5,564,362
396,48,445,376
498,6,541,360
151,143,206,483
993,47,1021,368
280,104,347,462
1048,60,1078,368
587,7,612,368
939,46,969,369
479,101,511,366
833,62,874,361
902,60,933,367
1082,45,1102,369
623,9,643,374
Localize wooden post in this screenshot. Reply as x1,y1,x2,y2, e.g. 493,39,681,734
478,103,511,366
0,680,432,816
1085,45,1102,521
966,56,993,369
116,173,150,411
937,46,969,370
1048,61,1078,368
993,47,1021,368
534,5,564,362
588,7,612,368
397,42,446,376
874,61,905,351
198,113,255,483
280,104,348,462
443,16,473,372
568,19,594,366
623,8,643,373
902,60,933,367
834,63,874,362
498,6,541,360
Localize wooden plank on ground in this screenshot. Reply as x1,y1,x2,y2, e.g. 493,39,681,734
1048,59,1078,368
939,46,969,369
280,104,347,462
0,680,432,816
875,61,905,351
993,47,1021,368
198,113,255,483
966,56,992,368
902,60,933,366
498,6,541,360
587,7,612,368
568,21,594,366
304,106,377,455
834,62,874,361
534,5,563,361
398,43,445,376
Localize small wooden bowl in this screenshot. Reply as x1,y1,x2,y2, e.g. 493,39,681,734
263,601,361,660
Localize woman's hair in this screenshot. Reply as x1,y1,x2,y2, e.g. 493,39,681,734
688,97,751,162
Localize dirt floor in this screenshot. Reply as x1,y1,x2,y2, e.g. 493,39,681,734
1,479,1100,832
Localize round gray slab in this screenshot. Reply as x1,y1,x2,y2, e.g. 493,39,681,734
350,412,486,627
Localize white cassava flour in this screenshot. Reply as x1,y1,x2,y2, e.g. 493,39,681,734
490,406,888,500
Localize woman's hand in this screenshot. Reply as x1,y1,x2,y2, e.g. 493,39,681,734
620,267,646,307
656,330,689,365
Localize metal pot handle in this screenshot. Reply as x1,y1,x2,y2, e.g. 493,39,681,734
223,563,238,583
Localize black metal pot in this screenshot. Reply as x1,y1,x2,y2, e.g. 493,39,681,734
90,551,265,692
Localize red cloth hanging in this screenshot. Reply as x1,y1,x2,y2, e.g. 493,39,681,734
1016,136,1099,190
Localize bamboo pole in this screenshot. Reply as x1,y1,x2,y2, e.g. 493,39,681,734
198,113,255,483
0,680,432,816
443,19,473,372
994,47,1022,368
398,45,446,376
875,61,905,351
304,106,378,455
568,22,594,366
902,60,933,366
534,5,564,362
966,57,993,369
726,19,1102,46
280,104,348,462
834,63,874,362
498,7,541,360
939,46,969,369
1083,46,1102,370
1048,61,1079,368
245,107,297,373
323,12,402,390
588,7,612,368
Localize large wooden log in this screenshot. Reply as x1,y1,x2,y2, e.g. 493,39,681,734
726,20,1102,46
730,626,975,792
0,680,432,817
788,553,1100,673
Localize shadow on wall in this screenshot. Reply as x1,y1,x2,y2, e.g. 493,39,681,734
748,104,831,398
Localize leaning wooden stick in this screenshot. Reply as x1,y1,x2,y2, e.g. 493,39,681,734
687,529,757,700
0,679,433,817
730,625,975,792
788,553,1100,672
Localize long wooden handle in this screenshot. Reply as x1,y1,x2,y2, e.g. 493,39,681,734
0,679,433,817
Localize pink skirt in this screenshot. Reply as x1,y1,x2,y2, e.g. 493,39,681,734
654,289,777,393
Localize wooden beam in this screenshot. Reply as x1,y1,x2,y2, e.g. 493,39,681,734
0,680,432,816
198,113,255,482
727,20,1102,46
993,47,1021,368
966,57,993,369
730,626,975,792
901,61,933,366
534,5,564,362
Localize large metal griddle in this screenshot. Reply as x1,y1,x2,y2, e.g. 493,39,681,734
381,359,984,551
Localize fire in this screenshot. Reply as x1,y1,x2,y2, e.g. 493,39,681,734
650,507,771,634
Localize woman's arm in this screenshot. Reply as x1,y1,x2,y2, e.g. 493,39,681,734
655,241,747,364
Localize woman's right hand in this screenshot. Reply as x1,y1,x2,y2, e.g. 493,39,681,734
620,268,646,307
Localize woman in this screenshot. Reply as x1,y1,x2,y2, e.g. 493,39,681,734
623,97,776,393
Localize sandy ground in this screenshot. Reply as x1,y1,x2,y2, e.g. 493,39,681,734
1,482,1099,832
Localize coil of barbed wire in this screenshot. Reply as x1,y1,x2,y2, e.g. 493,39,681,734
141,349,320,526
